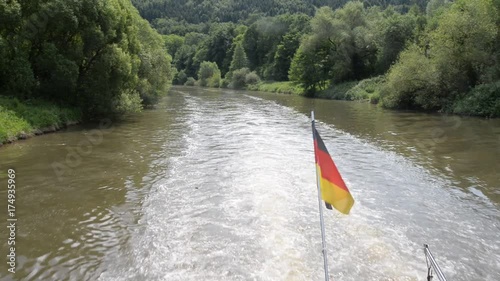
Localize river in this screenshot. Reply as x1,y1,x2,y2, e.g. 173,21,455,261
0,86,499,280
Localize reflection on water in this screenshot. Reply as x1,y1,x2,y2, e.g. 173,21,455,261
0,86,499,281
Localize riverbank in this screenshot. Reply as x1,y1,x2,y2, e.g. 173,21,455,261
316,76,384,104
246,77,384,103
0,97,82,145
246,77,499,118
246,81,304,95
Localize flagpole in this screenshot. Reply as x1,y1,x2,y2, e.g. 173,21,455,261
312,111,330,281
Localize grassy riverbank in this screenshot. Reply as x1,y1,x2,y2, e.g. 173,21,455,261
247,78,384,102
247,77,500,118
0,97,81,145
247,77,384,102
246,81,304,95
317,76,385,104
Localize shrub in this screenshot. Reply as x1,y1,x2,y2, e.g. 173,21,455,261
344,76,385,101
315,81,358,100
184,77,196,86
198,61,221,88
206,75,221,88
230,68,250,89
173,70,188,85
220,78,230,88
369,91,381,104
114,90,143,114
380,46,440,110
453,82,500,117
0,96,81,143
0,108,32,142
245,71,261,85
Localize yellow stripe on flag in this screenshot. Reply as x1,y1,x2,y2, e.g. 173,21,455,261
316,164,354,214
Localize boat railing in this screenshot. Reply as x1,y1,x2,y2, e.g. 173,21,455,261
424,244,448,281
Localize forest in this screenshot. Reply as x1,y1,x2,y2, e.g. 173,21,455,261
136,0,500,117
132,0,428,35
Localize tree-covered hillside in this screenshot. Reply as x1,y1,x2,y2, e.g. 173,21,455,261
132,0,429,35
138,0,499,117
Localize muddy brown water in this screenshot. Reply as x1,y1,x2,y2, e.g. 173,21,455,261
0,86,499,280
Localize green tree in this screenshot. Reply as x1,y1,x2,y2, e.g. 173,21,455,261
164,34,185,60
374,10,417,73
382,0,499,111
380,45,439,109
0,0,172,119
198,61,221,87
426,0,451,17
272,32,302,81
229,42,249,74
432,0,498,94
291,4,378,86
289,47,328,93
194,23,240,76
174,69,188,85
230,67,250,89
243,16,290,78
270,13,310,80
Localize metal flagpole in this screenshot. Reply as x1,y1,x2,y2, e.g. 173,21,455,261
312,111,330,281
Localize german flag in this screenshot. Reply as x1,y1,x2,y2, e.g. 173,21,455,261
313,127,355,214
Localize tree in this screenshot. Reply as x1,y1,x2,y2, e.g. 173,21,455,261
194,23,239,76
380,45,439,109
431,0,498,94
426,0,451,17
229,42,249,74
230,68,250,89
198,61,221,87
374,10,417,73
164,34,184,59
382,0,499,111
270,13,311,81
242,16,288,76
290,4,379,86
272,32,302,81
173,69,188,85
0,0,172,119
289,46,328,93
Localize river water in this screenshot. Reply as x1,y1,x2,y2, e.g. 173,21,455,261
0,86,499,280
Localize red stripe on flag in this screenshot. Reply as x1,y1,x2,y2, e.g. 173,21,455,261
314,139,349,192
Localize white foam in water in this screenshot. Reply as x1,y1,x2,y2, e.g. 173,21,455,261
99,90,500,281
